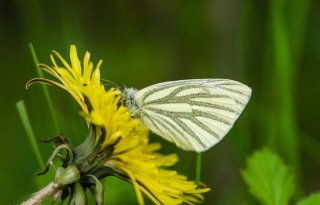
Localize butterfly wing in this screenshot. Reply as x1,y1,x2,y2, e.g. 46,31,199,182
134,79,252,152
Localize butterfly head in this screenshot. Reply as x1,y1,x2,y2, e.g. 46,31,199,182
121,87,140,117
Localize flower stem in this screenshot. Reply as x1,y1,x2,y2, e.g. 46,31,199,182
20,182,59,205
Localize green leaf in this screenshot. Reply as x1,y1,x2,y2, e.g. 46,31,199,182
297,193,320,205
242,148,295,205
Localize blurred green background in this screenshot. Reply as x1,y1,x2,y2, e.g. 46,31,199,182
1,0,320,204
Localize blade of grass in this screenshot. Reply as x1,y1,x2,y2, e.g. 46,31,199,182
289,0,311,61
29,43,60,133
270,0,299,174
16,100,44,168
232,0,253,161
195,153,202,186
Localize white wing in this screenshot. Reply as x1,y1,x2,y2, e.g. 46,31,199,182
134,79,252,152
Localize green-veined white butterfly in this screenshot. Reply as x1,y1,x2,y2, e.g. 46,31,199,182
121,79,251,152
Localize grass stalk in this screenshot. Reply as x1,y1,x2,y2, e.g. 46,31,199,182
29,43,60,133
270,0,299,175
16,100,44,168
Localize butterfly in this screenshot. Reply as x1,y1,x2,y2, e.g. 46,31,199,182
121,79,251,152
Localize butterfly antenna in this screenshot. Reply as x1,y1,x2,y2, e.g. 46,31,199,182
101,78,121,90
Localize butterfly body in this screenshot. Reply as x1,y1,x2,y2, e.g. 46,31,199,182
122,79,251,152
122,87,140,117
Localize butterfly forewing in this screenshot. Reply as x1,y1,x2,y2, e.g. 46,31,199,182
134,79,251,152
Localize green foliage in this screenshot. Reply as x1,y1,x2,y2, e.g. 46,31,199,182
297,193,320,205
242,149,295,205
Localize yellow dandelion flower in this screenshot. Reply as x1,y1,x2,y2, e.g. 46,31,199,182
27,45,210,205
109,135,211,205
27,45,101,114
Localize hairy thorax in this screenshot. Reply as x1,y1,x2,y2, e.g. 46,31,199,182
122,87,140,117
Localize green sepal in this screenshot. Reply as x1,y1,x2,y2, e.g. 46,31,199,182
55,164,80,186
69,183,87,205
37,144,73,175
86,175,104,205
55,167,65,179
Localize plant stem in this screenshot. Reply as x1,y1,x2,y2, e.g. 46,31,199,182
195,153,202,186
20,182,59,205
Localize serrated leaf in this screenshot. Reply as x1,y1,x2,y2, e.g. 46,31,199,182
297,193,320,205
242,149,295,205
